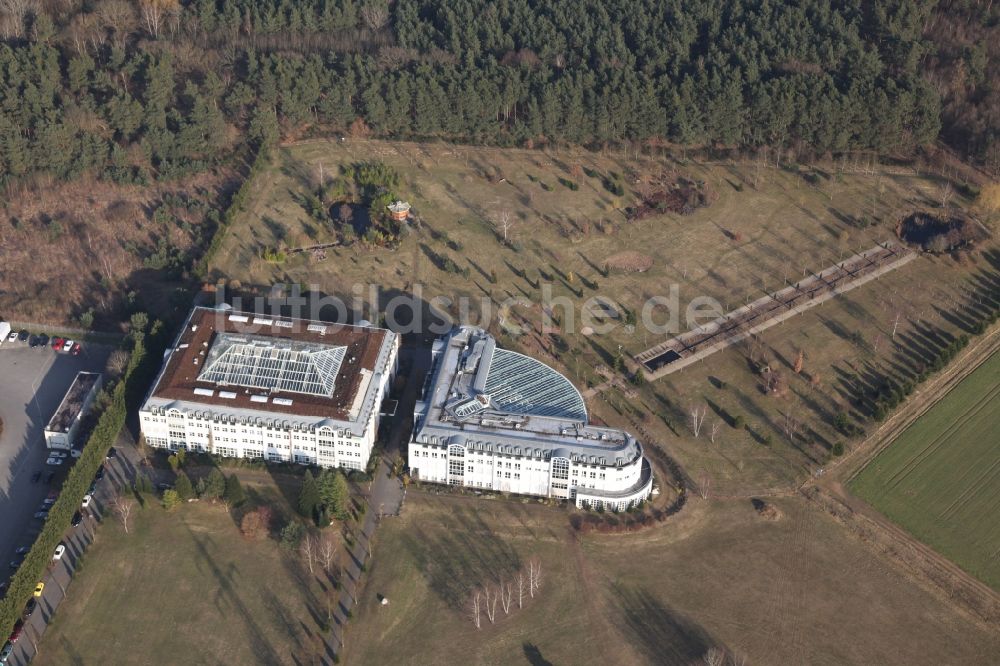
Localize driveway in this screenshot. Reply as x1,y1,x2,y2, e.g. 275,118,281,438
0,343,111,596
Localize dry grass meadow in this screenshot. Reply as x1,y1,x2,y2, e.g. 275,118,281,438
345,492,1000,665
214,139,999,496
0,170,237,328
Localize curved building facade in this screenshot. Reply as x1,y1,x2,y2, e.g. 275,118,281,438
409,327,653,511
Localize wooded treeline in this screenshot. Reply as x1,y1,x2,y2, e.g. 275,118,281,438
0,0,996,186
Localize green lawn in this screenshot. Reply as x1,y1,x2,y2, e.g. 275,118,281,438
36,481,337,666
850,350,1000,589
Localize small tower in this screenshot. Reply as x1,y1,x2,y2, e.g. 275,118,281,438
386,200,411,222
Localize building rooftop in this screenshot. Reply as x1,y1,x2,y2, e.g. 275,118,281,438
415,327,642,465
145,307,395,425
46,372,101,434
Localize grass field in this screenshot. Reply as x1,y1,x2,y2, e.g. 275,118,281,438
36,474,339,666
850,350,1000,590
346,492,1000,665
212,139,999,496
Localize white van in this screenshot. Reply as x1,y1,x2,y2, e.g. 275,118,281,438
0,322,10,346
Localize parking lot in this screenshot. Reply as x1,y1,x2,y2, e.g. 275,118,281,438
0,340,111,594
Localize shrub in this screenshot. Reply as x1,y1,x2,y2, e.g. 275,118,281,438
162,490,181,510
831,442,845,456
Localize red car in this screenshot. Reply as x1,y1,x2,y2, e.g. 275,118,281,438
70,342,81,355
51,337,64,351
8,619,23,643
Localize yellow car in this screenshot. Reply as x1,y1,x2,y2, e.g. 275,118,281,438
33,582,44,597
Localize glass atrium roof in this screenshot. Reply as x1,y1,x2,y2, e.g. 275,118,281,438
483,349,587,422
198,333,346,398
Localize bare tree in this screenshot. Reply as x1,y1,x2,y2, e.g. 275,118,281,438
499,581,512,615
139,0,177,38
469,590,481,629
780,413,801,443
112,492,135,534
940,182,954,208
703,647,726,666
300,534,317,575
793,349,804,374
515,570,526,609
483,585,497,624
689,404,707,438
360,0,388,30
709,420,721,444
0,0,37,38
319,534,337,575
891,310,903,340
493,208,515,243
528,558,543,598
106,349,129,377
96,0,137,49
698,472,711,500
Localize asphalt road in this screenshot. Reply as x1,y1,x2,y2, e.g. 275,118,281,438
0,342,110,617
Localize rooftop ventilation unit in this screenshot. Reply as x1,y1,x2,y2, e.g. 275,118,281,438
274,320,293,329
229,315,249,323
273,397,294,406
252,317,274,326
193,388,215,397
307,324,327,335
219,391,238,399
250,395,268,403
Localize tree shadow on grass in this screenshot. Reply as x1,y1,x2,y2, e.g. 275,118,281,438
613,584,724,665
523,643,553,666
185,523,285,665
397,502,523,611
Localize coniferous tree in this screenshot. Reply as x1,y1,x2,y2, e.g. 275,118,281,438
224,474,246,507
298,470,321,523
174,471,194,501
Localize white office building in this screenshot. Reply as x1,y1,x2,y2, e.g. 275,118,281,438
409,327,652,511
139,306,398,470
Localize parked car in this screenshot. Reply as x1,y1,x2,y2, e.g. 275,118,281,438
106,447,117,460
45,457,63,466
45,471,56,484
7,620,22,643
81,494,92,509
52,544,66,561
5,329,16,341
38,333,49,346
49,451,68,459
30,471,41,483
17,330,28,341
87,480,98,494
71,511,83,527
33,582,44,597
46,490,58,500
27,335,39,348
21,598,36,620
36,503,51,513
62,339,75,352
14,546,30,555
51,336,64,350
71,342,81,355
42,497,56,506
0,639,12,663
9,555,24,570
94,465,105,481
70,448,82,458
33,511,48,521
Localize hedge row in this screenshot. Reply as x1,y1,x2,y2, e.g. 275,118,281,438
0,325,164,638
196,145,271,279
